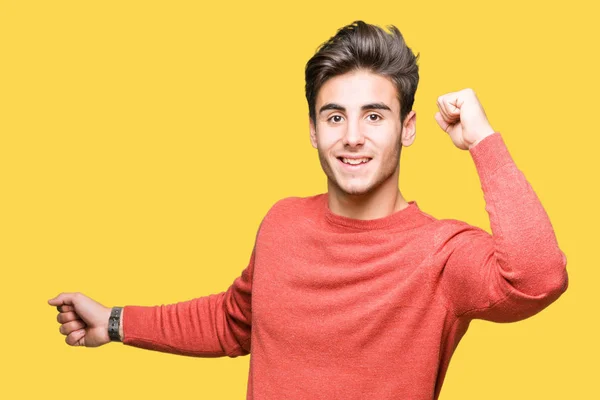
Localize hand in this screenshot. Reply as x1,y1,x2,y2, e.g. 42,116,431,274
434,88,495,150
48,292,112,347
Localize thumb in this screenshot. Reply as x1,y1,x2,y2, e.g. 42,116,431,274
447,99,461,115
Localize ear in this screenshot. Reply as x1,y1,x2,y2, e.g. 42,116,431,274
309,117,318,149
401,110,417,147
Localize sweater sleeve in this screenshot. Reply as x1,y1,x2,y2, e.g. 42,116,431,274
438,132,568,322
120,247,255,357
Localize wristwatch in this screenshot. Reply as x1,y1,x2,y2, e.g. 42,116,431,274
108,306,123,342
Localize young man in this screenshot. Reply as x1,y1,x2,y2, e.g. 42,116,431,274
48,21,568,399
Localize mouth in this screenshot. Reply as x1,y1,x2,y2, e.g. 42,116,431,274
336,156,372,170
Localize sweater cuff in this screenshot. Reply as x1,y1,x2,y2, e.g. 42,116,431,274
121,305,150,344
468,132,515,182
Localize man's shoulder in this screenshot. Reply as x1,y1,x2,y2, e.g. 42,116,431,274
427,216,491,245
410,206,489,238
272,193,323,210
263,193,325,221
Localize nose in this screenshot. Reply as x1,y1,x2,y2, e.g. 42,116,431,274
342,119,365,147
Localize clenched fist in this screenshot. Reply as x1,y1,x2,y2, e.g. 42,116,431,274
48,292,112,347
434,88,496,150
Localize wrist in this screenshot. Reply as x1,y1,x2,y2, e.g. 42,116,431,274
468,129,495,150
108,306,123,342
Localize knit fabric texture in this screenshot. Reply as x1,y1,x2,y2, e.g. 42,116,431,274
122,133,568,399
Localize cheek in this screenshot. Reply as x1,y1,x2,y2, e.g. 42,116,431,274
378,126,402,153
315,134,338,152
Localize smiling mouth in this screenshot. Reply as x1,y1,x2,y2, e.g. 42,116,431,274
337,157,372,168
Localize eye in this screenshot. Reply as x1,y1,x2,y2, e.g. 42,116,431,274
328,115,344,123
367,113,382,122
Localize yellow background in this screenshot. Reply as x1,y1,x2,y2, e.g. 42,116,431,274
1,0,597,398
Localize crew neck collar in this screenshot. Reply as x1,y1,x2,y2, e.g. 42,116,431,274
320,193,421,230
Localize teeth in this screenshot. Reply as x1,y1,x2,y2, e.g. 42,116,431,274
342,158,369,165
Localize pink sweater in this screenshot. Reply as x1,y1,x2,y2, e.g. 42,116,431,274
122,133,568,399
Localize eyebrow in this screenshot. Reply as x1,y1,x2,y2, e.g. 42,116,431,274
318,102,392,114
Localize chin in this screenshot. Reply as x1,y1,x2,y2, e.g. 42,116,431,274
335,181,375,197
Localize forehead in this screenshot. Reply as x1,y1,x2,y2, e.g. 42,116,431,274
316,70,400,112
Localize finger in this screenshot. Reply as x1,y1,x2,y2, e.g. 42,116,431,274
48,292,80,307
447,97,461,114
57,311,80,324
441,99,460,122
436,104,450,125
59,319,87,336
436,98,457,124
437,94,460,121
434,112,451,133
57,305,75,313
436,97,450,120
66,329,86,346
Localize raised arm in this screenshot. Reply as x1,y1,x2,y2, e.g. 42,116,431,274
433,89,568,321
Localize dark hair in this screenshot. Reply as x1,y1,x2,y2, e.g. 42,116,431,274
305,20,420,124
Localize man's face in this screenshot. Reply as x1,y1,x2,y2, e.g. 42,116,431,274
309,69,416,198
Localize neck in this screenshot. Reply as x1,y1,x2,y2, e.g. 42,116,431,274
327,171,409,220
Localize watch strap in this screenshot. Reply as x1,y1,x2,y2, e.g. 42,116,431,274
108,306,123,342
